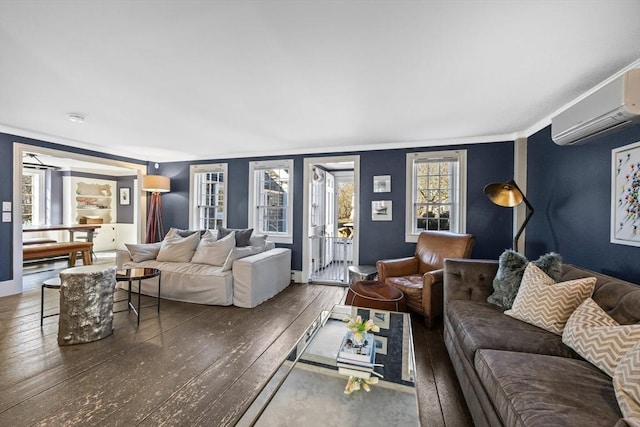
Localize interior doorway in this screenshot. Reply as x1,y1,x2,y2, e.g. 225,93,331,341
9,143,147,296
302,155,359,285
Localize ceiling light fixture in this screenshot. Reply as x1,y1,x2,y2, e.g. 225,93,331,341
68,113,85,123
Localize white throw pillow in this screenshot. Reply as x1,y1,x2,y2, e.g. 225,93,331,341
614,341,640,422
125,242,162,262
200,229,218,243
504,263,596,335
222,246,264,271
156,231,200,262
191,231,235,266
563,298,640,377
248,234,268,251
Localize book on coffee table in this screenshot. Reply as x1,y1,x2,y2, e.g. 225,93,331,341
337,331,376,364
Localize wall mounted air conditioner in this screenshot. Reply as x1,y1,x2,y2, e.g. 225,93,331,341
551,68,640,145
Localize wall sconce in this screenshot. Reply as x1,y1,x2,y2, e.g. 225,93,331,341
484,180,534,251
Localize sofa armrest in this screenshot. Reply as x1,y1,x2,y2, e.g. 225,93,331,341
444,259,498,304
376,257,419,282
232,248,292,308
116,249,133,269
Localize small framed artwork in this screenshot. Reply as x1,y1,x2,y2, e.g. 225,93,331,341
119,187,131,206
369,309,391,329
374,336,388,355
611,140,640,247
372,200,392,221
373,175,391,193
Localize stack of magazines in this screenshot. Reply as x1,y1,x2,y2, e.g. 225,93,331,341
336,331,380,379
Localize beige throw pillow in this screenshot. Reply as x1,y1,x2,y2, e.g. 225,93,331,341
156,231,200,262
191,231,235,266
125,242,162,262
614,341,640,422
563,298,640,377
504,263,596,335
222,246,264,271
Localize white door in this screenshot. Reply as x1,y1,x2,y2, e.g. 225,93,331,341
324,172,335,266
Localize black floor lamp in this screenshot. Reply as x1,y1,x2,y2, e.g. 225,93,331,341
142,175,170,243
484,180,534,251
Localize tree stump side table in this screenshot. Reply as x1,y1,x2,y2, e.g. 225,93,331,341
58,265,117,346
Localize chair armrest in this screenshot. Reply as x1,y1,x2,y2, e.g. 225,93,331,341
422,269,444,327
115,249,132,269
376,257,419,282
444,259,498,304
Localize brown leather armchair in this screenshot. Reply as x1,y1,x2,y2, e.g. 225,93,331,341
376,231,475,328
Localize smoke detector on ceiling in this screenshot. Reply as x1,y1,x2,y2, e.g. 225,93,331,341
67,113,85,123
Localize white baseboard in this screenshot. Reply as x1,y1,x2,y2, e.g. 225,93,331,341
290,270,303,283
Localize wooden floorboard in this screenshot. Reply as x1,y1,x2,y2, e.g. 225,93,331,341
0,282,471,426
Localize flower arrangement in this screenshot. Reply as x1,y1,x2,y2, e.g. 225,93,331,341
344,376,379,394
343,315,380,345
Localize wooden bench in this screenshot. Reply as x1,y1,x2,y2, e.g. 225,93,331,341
23,242,93,267
23,238,57,245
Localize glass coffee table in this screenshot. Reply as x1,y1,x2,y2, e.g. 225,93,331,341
238,305,419,426
116,268,161,325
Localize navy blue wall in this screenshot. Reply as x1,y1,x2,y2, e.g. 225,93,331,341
527,124,640,282
0,132,146,282
0,136,13,281
116,176,136,224
157,142,515,271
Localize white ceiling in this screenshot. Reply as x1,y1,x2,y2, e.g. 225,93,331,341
1,0,640,163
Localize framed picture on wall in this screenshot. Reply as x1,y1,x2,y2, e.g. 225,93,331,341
373,175,391,193
611,140,640,247
372,200,392,221
119,187,131,206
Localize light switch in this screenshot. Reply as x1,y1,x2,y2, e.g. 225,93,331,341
2,201,10,212
2,212,11,222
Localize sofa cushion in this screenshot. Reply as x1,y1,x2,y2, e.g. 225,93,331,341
614,341,640,422
124,259,228,276
487,250,562,309
125,242,162,263
191,231,235,266
446,300,574,367
218,227,253,247
505,263,596,335
563,298,640,377
156,231,200,262
475,349,622,426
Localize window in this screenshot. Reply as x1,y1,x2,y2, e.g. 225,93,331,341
249,159,293,244
22,169,45,225
405,150,467,242
190,163,227,231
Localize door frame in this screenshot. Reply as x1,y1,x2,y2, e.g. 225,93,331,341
7,143,147,296
301,155,360,284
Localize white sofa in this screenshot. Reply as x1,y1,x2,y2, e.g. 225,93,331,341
115,228,292,308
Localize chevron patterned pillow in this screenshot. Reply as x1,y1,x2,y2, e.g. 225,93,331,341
504,263,596,335
614,341,640,422
563,298,640,377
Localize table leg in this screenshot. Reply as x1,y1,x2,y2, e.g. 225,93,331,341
68,251,77,267
137,279,142,325
127,279,132,312
82,249,91,265
157,272,161,313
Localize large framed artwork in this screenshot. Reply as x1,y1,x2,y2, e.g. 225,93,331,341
611,140,640,247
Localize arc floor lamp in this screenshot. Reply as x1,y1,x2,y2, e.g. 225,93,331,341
142,175,170,243
484,180,534,251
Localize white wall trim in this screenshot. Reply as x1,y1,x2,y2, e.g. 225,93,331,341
514,137,528,253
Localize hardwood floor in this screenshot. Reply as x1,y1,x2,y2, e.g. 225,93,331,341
0,281,471,426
